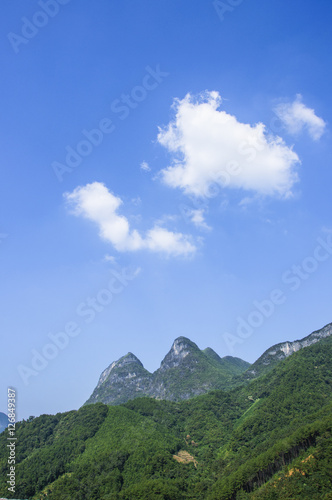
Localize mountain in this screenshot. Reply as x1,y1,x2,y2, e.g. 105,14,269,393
1,325,331,499
0,412,8,434
87,323,332,407
85,336,251,406
151,337,250,401
240,321,332,382
87,352,153,405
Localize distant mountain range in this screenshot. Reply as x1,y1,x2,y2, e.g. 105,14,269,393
86,322,332,406
0,412,8,434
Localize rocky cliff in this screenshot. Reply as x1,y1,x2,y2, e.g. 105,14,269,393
86,353,152,405
242,322,332,381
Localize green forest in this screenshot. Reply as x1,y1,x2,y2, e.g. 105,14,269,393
1,335,331,499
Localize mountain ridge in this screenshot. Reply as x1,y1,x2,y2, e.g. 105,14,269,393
241,321,332,382
86,336,250,406
86,322,332,407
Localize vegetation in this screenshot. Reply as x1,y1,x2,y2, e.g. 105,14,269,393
0,335,331,499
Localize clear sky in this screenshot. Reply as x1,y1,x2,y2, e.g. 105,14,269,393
1,0,332,420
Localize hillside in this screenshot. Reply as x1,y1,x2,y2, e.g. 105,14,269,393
0,325,331,499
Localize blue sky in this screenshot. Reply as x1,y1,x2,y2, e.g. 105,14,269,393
1,0,332,420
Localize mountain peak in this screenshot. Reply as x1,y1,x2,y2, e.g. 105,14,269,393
203,347,223,363
172,336,198,353
120,352,143,365
159,337,200,371
86,351,152,406
97,352,143,388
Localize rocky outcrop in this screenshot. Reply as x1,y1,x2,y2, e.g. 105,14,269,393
158,337,193,371
86,353,153,405
96,353,145,387
243,322,332,380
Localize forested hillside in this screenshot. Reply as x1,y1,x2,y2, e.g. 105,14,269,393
0,333,331,499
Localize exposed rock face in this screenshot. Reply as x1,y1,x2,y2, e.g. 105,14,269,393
97,353,144,387
243,322,332,380
86,353,153,406
158,337,192,371
85,337,250,406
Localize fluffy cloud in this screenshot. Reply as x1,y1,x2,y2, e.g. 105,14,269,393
157,91,300,198
64,182,196,257
274,94,326,141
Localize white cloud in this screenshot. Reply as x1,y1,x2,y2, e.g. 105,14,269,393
187,208,211,230
64,182,196,257
274,94,326,141
143,226,195,255
140,161,151,172
157,91,300,198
